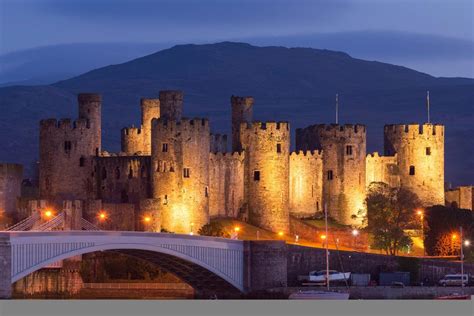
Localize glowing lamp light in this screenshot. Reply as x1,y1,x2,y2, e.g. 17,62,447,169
278,231,284,237
416,209,423,216
234,226,241,233
44,210,53,218
98,211,107,221
320,234,327,240
452,234,457,240
144,216,151,223
352,229,359,236
464,240,470,247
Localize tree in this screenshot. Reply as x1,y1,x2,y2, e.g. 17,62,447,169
198,222,230,238
362,182,421,255
424,205,474,257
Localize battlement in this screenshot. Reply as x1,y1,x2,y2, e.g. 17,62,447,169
209,151,245,162
290,150,323,159
153,117,209,132
240,121,290,132
299,123,366,137
40,118,90,130
121,126,142,136
210,133,227,142
366,151,397,160
384,123,444,137
78,93,101,103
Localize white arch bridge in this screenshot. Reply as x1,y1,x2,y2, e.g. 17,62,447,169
0,231,268,298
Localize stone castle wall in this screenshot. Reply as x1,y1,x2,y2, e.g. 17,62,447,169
296,124,366,226
231,96,254,152
445,186,473,210
121,98,160,155
0,163,23,228
94,155,151,204
39,94,101,200
241,121,290,233
384,124,444,206
209,152,245,218
366,152,400,188
289,151,323,218
151,118,210,234
210,134,228,153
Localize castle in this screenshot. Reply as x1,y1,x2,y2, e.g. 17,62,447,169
31,90,449,234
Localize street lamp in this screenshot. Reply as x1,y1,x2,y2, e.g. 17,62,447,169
278,231,284,237
459,227,470,292
352,229,359,249
98,211,107,222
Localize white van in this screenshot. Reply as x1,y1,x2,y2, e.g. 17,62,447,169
438,274,469,287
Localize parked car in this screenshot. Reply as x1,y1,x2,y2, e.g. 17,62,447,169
438,274,469,287
309,270,351,283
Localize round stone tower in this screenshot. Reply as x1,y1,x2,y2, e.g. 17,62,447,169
151,118,210,234
296,124,366,226
78,93,101,155
231,96,254,152
141,98,160,154
240,121,290,233
39,94,101,200
159,90,183,121
384,123,444,206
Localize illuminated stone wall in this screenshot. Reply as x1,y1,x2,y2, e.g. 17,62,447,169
240,121,290,233
151,118,210,234
209,152,245,218
384,124,444,206
445,186,473,210
39,94,101,200
366,152,400,188
296,124,366,226
121,98,160,155
0,163,23,227
289,150,323,218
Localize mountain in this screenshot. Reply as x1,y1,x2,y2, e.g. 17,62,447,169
0,42,473,184
0,42,170,86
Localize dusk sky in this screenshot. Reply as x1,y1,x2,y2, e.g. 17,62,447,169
1,0,473,77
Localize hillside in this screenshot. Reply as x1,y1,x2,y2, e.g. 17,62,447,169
0,42,472,184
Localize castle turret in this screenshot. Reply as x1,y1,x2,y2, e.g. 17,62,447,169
240,121,290,233
141,98,160,154
78,93,101,155
231,96,254,152
159,90,183,121
151,118,210,233
384,124,444,206
296,124,366,226
39,94,102,200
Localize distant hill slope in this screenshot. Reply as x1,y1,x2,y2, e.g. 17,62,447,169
0,42,473,184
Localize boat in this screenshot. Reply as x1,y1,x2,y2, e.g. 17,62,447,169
289,290,350,300
309,270,351,283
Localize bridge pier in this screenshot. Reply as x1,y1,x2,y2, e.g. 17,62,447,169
0,236,12,298
244,240,287,294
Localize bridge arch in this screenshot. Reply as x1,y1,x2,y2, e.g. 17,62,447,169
2,231,245,295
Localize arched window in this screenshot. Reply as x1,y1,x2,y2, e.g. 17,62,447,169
128,167,134,179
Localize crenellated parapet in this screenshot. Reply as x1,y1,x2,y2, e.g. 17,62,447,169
231,95,254,152
210,133,228,153
384,123,445,206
